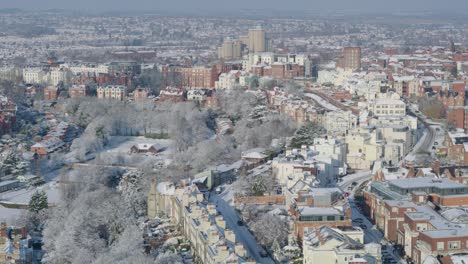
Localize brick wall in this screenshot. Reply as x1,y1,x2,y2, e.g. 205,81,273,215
234,195,285,205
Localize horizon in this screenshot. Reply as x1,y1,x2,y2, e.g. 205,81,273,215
2,0,468,15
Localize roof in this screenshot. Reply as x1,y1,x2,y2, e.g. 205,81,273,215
0,180,19,187
385,200,416,208
421,229,468,239
450,255,468,264
132,143,161,151
372,98,405,105
298,206,343,216
389,177,467,190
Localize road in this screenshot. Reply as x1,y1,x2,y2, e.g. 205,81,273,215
338,170,372,193
349,197,404,263
404,106,443,166
209,193,274,264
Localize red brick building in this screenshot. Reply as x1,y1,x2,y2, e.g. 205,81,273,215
337,47,361,71
161,65,218,89
44,86,59,101
68,84,88,98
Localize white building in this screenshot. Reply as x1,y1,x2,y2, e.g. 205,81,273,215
303,226,380,264
215,71,239,89
69,64,109,75
22,68,46,84
97,85,127,101
324,110,357,136
368,98,406,117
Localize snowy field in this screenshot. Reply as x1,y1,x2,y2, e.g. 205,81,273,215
0,181,60,224
0,181,60,205
88,136,174,167
0,206,25,224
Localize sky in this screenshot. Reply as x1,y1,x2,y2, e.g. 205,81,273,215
1,0,468,14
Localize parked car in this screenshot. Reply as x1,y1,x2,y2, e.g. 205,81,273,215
237,220,244,226
359,224,367,229
259,250,268,257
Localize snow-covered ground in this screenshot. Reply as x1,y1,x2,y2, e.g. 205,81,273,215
305,93,340,111
0,181,60,205
103,136,173,154
0,205,25,224
0,181,61,223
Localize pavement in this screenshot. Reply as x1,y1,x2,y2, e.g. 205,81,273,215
209,193,274,264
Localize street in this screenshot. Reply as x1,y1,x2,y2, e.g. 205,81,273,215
338,170,372,193
209,193,275,264
348,198,404,263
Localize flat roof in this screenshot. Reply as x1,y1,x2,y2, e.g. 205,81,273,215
298,207,342,216
389,178,467,190
422,229,468,239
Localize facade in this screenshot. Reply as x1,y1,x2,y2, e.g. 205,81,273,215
247,26,266,53
97,85,127,101
43,86,59,101
337,47,361,71
368,98,406,117
22,68,46,84
132,87,150,101
345,127,382,170
446,132,468,166
218,38,242,60
215,71,240,89
68,84,88,98
324,110,357,136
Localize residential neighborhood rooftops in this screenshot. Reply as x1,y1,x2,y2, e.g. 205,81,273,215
388,177,467,190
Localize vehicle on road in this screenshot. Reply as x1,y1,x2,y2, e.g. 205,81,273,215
351,181,358,186
259,250,268,257
237,220,244,226
359,224,367,229
215,187,222,194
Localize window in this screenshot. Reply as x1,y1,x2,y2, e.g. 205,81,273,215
437,242,444,250
449,241,460,249
327,215,335,221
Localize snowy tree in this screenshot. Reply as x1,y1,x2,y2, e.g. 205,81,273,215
289,122,325,148
155,252,183,264
250,214,289,248
0,150,25,176
29,190,48,214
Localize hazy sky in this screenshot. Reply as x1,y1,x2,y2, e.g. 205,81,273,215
2,0,468,14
